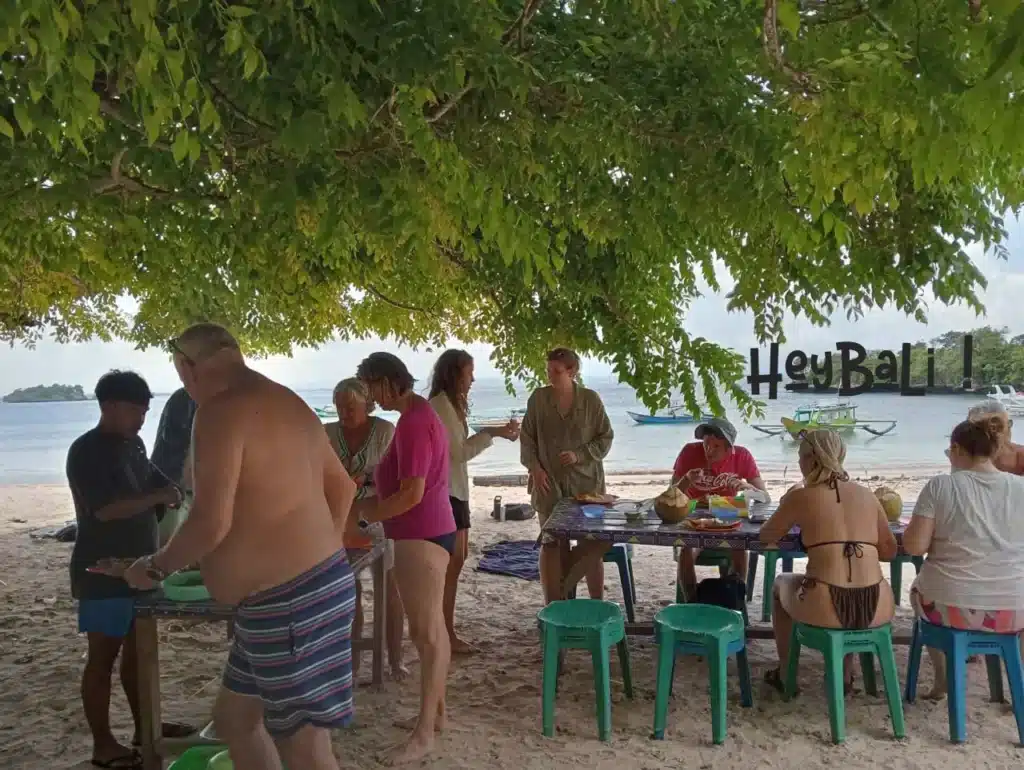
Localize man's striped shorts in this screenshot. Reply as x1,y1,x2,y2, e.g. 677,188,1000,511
223,550,356,737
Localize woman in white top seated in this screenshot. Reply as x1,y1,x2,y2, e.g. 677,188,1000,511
429,350,519,653
903,414,1024,699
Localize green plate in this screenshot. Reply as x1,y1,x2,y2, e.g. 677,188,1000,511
162,570,210,602
167,746,227,770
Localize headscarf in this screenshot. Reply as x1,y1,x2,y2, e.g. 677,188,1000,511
800,429,850,498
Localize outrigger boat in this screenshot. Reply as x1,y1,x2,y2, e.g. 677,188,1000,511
750,401,896,439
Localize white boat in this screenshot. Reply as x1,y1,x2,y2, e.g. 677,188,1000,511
981,385,1024,416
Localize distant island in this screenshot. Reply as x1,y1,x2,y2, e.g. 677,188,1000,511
2,384,91,403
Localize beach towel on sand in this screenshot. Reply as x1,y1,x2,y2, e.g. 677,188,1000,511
476,540,540,581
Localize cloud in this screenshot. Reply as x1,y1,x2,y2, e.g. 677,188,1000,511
2,230,1022,394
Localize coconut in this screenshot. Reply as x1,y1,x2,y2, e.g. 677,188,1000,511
654,485,691,524
874,486,903,523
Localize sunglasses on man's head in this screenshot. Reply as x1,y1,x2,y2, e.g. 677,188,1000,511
166,338,195,366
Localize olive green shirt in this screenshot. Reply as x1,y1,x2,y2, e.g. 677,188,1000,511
520,385,614,517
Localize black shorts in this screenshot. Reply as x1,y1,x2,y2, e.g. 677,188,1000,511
450,496,471,531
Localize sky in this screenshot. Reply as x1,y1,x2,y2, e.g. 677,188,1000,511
2,221,1023,395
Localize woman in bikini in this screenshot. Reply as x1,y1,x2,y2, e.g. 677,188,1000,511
760,429,898,692
357,353,455,764
323,378,406,678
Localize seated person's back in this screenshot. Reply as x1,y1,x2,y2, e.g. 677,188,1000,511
912,463,1024,611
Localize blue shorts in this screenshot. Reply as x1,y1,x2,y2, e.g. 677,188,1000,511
223,551,356,737
78,597,136,638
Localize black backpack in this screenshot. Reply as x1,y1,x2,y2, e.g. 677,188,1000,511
694,576,748,623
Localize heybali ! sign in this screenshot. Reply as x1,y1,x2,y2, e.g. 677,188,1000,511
746,335,974,399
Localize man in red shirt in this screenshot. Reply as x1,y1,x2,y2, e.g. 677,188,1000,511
673,417,767,599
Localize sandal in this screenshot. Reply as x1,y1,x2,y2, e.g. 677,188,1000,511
91,752,141,769
131,721,195,746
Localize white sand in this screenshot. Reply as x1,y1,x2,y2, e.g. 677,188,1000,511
2,475,1023,769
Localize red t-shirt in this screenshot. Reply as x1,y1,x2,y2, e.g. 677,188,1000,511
672,442,760,499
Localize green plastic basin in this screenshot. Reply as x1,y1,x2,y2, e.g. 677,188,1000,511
162,570,210,602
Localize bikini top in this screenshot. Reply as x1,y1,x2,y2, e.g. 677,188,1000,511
795,479,877,582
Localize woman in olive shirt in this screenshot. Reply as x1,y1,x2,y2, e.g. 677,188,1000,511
521,348,614,604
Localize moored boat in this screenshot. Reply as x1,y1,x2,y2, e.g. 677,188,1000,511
627,410,714,425
750,401,896,439
469,408,526,433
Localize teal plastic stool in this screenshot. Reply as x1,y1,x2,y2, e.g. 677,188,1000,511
745,549,806,622
785,622,906,744
653,604,753,744
887,554,924,606
537,599,634,741
603,544,636,622
675,547,734,603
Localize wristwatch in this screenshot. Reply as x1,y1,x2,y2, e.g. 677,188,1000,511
143,554,170,582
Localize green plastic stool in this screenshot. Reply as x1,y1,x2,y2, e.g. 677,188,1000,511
653,604,753,744
746,549,806,622
675,547,734,603
785,622,906,744
887,554,924,606
537,599,634,741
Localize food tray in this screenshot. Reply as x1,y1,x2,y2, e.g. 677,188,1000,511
162,570,210,602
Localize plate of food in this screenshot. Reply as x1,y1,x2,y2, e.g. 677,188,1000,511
683,517,743,532
575,492,618,505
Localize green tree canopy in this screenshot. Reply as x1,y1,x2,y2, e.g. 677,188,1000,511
2,0,1022,413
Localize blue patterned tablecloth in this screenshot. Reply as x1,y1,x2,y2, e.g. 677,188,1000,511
542,498,912,552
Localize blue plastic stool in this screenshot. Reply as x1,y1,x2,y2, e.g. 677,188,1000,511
905,619,1024,744
745,550,807,621
603,544,636,623
887,554,924,606
652,604,753,744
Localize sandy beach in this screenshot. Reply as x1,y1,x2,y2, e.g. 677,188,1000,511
3,472,1024,769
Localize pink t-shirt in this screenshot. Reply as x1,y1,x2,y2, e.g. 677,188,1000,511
374,396,455,540
672,442,760,499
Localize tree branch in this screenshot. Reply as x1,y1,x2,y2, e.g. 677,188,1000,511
425,0,546,124
366,284,438,315
762,0,818,93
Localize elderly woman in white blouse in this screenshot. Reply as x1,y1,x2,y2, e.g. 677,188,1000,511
324,378,407,678
429,350,519,653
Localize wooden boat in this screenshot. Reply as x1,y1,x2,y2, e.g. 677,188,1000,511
750,401,896,439
628,403,714,425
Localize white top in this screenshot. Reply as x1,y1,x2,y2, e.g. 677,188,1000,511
429,393,493,502
912,469,1024,610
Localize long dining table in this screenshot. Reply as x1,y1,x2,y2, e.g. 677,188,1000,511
541,497,916,642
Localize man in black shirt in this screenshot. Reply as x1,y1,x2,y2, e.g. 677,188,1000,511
68,370,182,769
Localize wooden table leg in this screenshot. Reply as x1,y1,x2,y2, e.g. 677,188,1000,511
135,616,164,770
370,555,386,687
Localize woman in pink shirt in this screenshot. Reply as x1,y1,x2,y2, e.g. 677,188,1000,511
357,352,454,764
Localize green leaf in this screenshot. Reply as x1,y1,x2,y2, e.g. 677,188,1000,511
0,116,13,139
13,103,33,136
777,0,800,37
225,23,243,55
172,130,189,163
227,5,256,17
199,100,219,131
73,50,95,82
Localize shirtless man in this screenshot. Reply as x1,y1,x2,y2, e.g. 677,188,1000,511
116,324,358,770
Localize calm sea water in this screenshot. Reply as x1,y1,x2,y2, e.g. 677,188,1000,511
0,377,977,484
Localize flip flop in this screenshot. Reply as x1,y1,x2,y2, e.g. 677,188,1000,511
91,752,141,769
131,721,195,746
